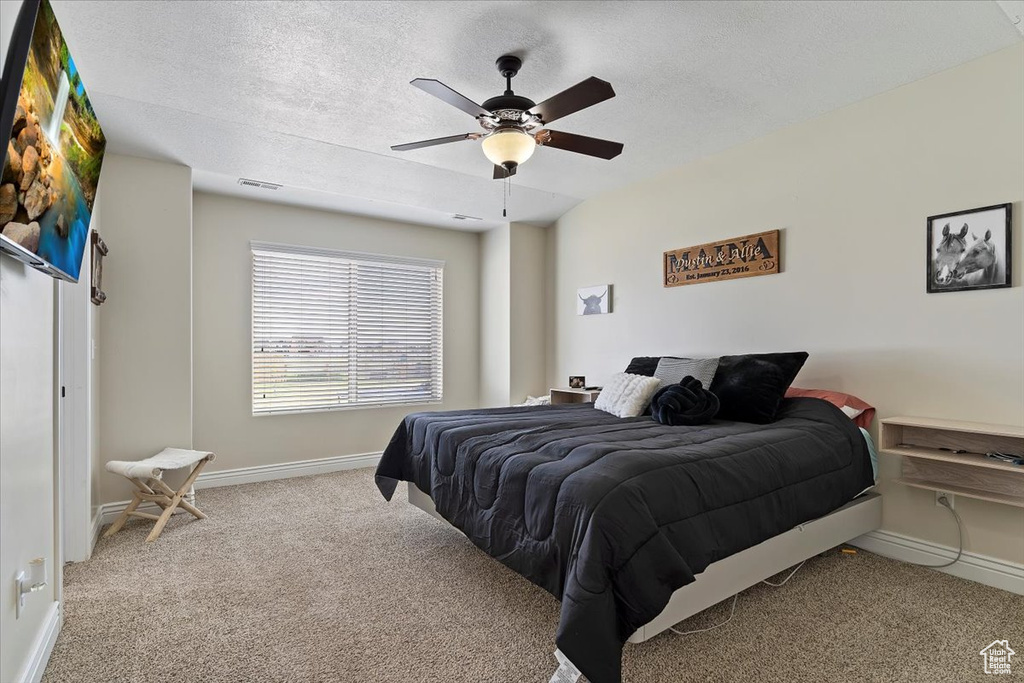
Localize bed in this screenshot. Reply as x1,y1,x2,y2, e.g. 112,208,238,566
375,397,880,683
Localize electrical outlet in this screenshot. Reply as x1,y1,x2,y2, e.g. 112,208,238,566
935,491,955,510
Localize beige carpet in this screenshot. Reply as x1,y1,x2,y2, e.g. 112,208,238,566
45,469,1023,682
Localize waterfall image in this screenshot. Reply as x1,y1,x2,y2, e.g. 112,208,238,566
0,0,106,282
43,70,70,151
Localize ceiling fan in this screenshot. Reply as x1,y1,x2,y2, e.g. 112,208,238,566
391,55,623,180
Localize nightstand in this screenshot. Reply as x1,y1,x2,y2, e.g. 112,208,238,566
880,416,1024,508
550,387,602,405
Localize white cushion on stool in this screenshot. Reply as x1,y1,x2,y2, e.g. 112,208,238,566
105,448,214,479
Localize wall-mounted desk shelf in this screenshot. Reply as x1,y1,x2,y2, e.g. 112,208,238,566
550,387,602,405
880,416,1024,508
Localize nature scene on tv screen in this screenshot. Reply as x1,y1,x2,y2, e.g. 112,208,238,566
1,0,105,281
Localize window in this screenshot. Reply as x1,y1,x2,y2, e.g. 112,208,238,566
251,242,443,415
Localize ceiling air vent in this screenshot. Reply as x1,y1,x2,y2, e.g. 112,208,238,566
237,178,282,191
452,214,482,221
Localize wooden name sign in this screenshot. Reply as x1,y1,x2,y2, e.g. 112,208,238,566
664,229,779,287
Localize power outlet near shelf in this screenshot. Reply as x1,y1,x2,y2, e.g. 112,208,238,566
935,491,955,510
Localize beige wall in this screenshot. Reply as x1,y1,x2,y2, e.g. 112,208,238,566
0,259,58,683
509,223,548,403
549,44,1024,563
479,223,549,406
97,155,193,503
191,192,480,472
479,225,511,406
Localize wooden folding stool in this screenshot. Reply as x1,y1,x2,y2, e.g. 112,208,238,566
103,448,215,542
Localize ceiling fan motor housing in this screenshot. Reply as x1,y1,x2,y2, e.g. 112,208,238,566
481,94,536,117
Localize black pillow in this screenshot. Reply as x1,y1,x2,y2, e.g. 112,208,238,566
624,356,683,376
650,376,720,426
710,352,809,424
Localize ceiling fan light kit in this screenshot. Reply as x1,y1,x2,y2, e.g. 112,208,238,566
482,128,536,170
391,54,623,195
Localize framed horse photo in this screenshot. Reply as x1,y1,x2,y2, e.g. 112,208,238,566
927,203,1012,293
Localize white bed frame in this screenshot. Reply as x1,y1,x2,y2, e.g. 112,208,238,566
406,482,881,643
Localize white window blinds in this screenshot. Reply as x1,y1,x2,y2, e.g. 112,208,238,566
251,242,443,415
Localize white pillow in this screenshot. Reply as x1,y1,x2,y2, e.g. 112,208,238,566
840,405,865,420
594,372,662,418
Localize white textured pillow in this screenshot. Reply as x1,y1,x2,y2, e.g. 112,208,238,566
594,372,662,418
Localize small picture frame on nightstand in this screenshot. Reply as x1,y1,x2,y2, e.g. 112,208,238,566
568,376,585,389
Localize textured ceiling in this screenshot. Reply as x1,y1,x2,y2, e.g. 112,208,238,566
43,0,1023,229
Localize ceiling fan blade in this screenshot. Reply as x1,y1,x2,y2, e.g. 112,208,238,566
536,130,623,160
411,78,492,118
528,77,615,125
391,133,481,152
492,164,518,180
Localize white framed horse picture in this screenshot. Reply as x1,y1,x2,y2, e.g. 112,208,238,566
927,203,1011,293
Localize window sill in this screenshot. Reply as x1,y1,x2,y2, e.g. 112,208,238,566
252,400,443,417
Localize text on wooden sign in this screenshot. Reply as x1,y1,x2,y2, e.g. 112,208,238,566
664,229,779,287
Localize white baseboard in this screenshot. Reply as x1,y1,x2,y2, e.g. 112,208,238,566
97,451,381,527
851,529,1024,595
97,491,198,528
194,451,382,490
16,601,60,683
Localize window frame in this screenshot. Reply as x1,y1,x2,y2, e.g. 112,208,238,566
250,240,444,416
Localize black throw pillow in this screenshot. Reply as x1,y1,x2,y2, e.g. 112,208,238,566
710,352,809,424
624,356,662,376
650,376,720,426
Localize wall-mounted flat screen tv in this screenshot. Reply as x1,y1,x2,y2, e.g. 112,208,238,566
0,0,105,282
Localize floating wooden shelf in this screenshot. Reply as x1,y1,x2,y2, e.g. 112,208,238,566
881,416,1024,508
881,416,1023,439
883,444,1024,473
550,387,602,405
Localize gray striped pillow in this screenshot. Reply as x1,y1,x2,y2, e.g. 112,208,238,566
653,357,719,389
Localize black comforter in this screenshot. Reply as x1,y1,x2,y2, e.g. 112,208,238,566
375,398,873,683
